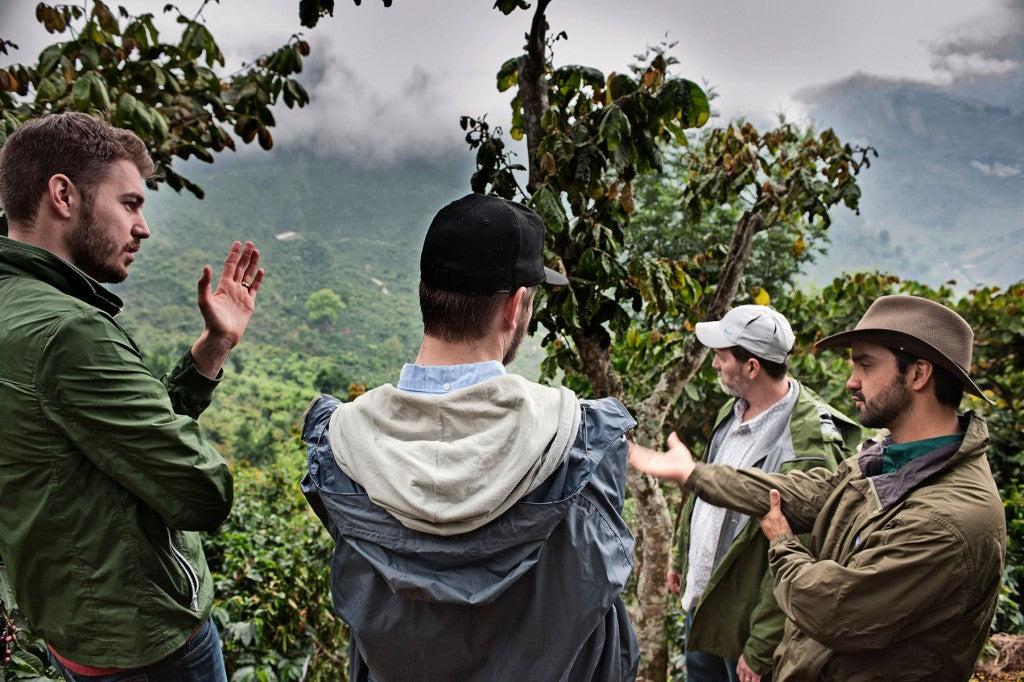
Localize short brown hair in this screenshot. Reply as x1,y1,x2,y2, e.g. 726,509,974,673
727,345,789,380
0,112,155,227
419,282,536,343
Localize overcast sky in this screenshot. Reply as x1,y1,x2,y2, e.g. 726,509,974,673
2,0,1022,161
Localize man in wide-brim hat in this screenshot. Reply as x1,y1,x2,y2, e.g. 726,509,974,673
630,294,1006,682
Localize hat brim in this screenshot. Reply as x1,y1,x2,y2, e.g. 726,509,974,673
694,321,732,349
543,266,568,286
816,328,992,403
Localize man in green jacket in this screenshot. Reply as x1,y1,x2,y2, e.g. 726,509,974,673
671,305,860,682
0,113,264,679
632,295,1005,682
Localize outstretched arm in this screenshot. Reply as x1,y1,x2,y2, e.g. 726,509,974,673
628,431,697,483
190,241,264,378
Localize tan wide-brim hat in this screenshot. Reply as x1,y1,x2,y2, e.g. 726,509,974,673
816,294,991,403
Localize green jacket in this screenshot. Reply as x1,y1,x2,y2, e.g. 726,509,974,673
689,411,1005,681
0,237,233,667
673,380,861,674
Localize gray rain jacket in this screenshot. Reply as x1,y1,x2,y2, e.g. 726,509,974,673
300,375,639,681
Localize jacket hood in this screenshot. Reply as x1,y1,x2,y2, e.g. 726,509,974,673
326,373,579,536
301,391,635,606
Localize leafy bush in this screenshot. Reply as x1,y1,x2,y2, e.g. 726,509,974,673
206,452,349,681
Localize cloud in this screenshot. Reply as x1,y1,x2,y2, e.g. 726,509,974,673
928,1,1024,80
970,160,1022,177
271,51,487,162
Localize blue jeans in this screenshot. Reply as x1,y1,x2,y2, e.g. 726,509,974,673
685,608,772,682
49,617,227,682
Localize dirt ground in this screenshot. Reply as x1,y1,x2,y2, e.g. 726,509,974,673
972,635,1024,681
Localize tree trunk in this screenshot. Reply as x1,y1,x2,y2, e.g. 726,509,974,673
629,210,763,681
518,0,551,194
515,5,765,679
571,329,623,400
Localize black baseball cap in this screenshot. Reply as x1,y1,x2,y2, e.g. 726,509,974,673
420,193,569,294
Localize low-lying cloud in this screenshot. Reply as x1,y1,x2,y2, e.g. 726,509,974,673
970,160,1022,177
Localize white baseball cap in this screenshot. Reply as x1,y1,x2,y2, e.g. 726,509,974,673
695,305,795,363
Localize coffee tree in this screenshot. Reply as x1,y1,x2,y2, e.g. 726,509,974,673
467,2,872,677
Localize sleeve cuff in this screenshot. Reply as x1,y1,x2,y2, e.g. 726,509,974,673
167,350,222,402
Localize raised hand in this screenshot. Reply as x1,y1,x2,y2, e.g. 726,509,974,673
628,431,697,483
190,241,265,378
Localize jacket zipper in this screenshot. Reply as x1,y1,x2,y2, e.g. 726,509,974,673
166,528,200,611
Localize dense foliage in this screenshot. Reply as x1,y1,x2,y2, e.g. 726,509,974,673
1,2,1020,681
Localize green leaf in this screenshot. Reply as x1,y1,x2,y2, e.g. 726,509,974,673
496,57,519,92
71,76,92,110
657,78,710,128
533,186,567,233
151,109,169,142
493,0,531,15
37,44,63,76
606,73,637,102
599,105,630,152
89,74,111,111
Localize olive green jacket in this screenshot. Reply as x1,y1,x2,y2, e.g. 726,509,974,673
0,237,233,667
673,381,861,674
689,411,1005,681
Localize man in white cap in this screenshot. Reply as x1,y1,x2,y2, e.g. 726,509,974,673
632,295,1005,681
669,305,861,682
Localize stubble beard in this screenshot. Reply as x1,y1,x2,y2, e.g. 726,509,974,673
856,373,911,429
502,303,532,366
718,374,751,398
66,197,136,283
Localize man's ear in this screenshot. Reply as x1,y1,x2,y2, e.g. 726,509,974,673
501,287,528,330
746,357,762,380
908,359,935,392
46,174,75,219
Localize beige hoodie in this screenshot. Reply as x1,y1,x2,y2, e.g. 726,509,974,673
327,374,580,536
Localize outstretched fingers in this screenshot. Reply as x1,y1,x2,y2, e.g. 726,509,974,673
238,243,261,289
245,268,265,296
219,241,243,283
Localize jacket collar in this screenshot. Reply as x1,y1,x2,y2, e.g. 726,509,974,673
857,411,987,509
0,236,122,316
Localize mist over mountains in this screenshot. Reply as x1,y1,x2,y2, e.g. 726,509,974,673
796,72,1023,290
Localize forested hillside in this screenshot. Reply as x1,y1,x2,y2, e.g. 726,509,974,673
116,151,475,462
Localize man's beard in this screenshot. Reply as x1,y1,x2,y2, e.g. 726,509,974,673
718,374,751,398
855,373,911,429
66,199,136,283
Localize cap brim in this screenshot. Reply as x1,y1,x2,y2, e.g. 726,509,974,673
694,321,731,349
815,328,994,404
543,266,568,286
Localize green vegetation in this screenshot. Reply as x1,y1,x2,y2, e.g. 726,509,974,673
1,1,1021,680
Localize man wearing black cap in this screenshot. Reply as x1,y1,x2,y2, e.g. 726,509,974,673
301,193,639,681
630,295,1005,681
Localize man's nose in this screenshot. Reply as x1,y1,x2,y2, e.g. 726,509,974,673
133,213,151,240
846,374,860,391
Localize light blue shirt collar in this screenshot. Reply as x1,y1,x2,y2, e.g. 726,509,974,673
397,361,506,394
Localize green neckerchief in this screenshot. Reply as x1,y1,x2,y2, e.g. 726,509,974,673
881,433,964,474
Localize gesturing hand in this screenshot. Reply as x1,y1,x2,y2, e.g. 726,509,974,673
197,241,264,345
628,431,697,483
758,489,793,542
191,241,264,378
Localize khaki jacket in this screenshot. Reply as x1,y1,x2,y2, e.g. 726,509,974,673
689,412,1005,681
